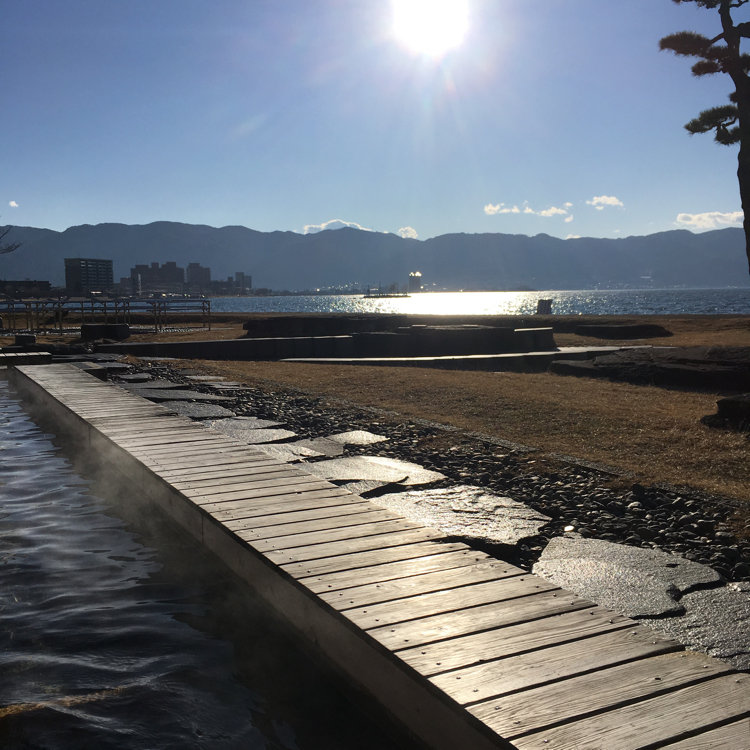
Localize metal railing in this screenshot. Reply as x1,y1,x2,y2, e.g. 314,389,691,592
0,296,211,334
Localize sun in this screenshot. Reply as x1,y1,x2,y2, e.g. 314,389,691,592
392,0,469,57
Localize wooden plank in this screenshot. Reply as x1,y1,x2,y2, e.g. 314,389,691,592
79,407,167,417
114,433,227,449
96,415,191,427
174,468,312,494
148,449,283,468
201,488,356,518
185,475,334,503
98,421,195,435
429,627,679,706
167,463,294,486
659,718,750,749
514,673,750,750
234,508,398,540
470,651,732,741
345,575,556,631
320,557,523,609
398,606,632,676
281,541,470,579
87,412,175,422
246,518,422,553
302,548,488,595
142,450,282,471
172,465,304,488
367,589,593,650
128,439,241,456
222,500,374,531
111,430,219,446
173,467,309,490
266,528,445,566
156,454,281,475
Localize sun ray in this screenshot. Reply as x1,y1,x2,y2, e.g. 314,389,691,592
392,0,469,57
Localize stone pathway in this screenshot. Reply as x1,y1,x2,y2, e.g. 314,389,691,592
105,361,750,672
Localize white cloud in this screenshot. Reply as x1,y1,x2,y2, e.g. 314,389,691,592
9,200,18,208
565,234,581,240
538,206,568,217
303,218,374,234
675,211,743,230
397,226,418,239
564,215,574,223
586,195,624,210
484,203,520,215
485,201,572,220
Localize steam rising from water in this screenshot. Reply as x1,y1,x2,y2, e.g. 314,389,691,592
0,376,411,749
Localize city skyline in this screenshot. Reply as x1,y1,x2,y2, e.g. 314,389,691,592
3,1,746,241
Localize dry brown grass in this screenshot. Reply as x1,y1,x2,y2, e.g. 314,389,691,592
554,315,750,349
127,314,750,502
7,312,749,501
175,358,749,503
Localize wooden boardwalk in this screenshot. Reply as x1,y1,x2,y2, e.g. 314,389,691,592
8,363,750,750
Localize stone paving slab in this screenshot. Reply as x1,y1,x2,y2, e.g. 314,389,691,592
122,379,191,390
303,455,445,487
293,437,346,457
371,485,551,546
326,430,388,446
644,584,750,671
209,416,284,433
534,535,722,618
117,373,153,383
130,388,233,402
254,443,325,462
341,479,411,497
229,427,298,444
160,401,236,419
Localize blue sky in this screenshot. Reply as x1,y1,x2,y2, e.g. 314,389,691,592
2,0,746,240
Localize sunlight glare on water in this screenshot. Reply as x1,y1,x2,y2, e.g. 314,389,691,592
209,288,750,316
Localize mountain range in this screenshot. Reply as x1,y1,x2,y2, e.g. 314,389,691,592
2,221,749,291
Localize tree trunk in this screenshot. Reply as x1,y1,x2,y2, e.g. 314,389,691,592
739,147,750,275
719,0,750,275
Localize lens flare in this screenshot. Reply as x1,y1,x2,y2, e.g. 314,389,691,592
392,0,469,57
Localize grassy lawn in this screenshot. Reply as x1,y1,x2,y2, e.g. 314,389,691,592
6,312,749,503
174,358,749,502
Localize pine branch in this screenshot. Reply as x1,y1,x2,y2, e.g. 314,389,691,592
660,31,714,56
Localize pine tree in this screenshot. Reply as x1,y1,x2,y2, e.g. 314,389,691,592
660,0,750,273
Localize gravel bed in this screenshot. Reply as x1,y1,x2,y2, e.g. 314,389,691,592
130,362,750,583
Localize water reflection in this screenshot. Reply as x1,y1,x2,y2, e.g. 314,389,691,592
0,377,411,750
210,288,750,316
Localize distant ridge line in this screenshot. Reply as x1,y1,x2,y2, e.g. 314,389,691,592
2,222,746,290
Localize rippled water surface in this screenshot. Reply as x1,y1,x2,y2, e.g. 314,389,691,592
210,288,750,316
0,377,408,749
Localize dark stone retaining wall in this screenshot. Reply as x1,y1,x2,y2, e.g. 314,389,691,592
96,326,555,361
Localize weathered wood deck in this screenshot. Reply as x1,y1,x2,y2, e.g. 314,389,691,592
8,363,750,749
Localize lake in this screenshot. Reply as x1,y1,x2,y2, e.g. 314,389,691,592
209,288,750,316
